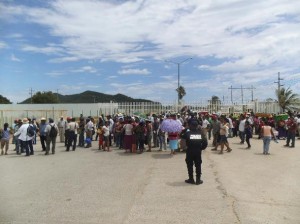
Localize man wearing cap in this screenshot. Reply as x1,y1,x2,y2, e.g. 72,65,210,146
45,118,58,155
57,116,66,143
14,118,34,156
182,120,208,185
65,117,72,146
85,118,94,148
39,118,47,152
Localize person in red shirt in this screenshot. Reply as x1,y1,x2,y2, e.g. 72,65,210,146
284,116,297,148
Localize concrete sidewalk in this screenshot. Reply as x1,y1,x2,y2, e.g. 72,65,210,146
0,136,299,224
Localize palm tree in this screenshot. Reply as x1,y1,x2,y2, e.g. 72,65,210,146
276,87,300,112
176,85,186,100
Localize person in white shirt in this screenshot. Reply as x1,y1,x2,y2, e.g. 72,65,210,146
102,121,110,151
227,116,234,138
57,116,66,143
66,117,78,151
14,118,34,156
85,118,94,148
201,116,210,139
239,114,246,144
106,115,114,146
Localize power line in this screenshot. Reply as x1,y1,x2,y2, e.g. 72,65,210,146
228,85,256,104
274,72,284,113
56,89,59,102
29,88,34,104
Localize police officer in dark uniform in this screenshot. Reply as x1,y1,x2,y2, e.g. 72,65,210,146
182,119,208,185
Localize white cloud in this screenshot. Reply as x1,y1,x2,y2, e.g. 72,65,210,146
161,75,174,81
6,33,23,39
48,56,79,63
86,85,100,89
46,72,64,77
118,68,150,75
72,66,97,73
5,0,300,68
0,41,7,49
59,84,82,92
2,0,300,102
11,54,21,62
21,44,64,55
106,76,118,79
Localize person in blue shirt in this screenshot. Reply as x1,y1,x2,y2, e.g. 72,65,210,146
38,118,48,151
1,123,11,155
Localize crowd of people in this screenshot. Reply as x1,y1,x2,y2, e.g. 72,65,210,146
1,110,299,157
1,110,299,185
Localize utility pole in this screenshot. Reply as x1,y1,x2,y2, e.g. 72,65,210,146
56,89,59,102
228,86,256,104
274,72,284,96
274,72,284,113
165,57,192,108
29,88,34,104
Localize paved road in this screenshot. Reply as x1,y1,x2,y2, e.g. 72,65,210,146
0,136,300,224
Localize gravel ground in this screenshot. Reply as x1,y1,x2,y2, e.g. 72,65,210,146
0,136,299,224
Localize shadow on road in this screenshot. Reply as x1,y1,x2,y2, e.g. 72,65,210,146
151,153,172,159
253,152,273,156
116,152,139,156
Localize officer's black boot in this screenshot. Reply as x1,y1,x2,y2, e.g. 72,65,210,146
196,176,203,185
185,176,195,184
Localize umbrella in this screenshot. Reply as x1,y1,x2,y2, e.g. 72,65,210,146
160,119,183,133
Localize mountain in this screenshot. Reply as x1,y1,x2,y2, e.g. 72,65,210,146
20,91,154,104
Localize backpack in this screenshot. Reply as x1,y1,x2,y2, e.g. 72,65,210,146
49,124,58,138
27,125,35,137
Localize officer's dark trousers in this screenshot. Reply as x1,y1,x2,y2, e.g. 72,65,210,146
185,150,202,178
65,130,70,147
67,131,77,151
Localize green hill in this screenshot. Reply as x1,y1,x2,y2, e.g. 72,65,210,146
20,91,153,104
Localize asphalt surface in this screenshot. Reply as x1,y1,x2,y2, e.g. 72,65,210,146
0,136,300,224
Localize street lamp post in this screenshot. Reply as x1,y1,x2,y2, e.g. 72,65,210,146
165,57,192,107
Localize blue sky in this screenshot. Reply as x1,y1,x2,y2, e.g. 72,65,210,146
1,0,300,104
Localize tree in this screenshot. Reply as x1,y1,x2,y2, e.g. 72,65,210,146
0,95,12,104
276,87,300,112
31,91,59,104
176,85,186,100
